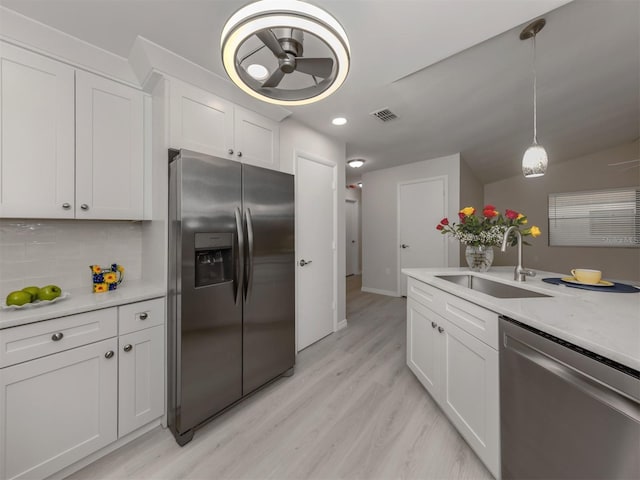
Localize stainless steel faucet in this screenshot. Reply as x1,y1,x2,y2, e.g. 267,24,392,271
501,226,536,282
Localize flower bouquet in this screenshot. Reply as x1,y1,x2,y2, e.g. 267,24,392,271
436,205,541,271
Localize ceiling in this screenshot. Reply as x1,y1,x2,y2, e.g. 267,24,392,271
1,0,637,185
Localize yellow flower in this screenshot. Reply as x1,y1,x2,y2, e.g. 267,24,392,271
117,265,125,273
93,283,108,293
91,265,102,274
460,206,475,216
529,226,541,237
104,272,117,284
516,213,528,224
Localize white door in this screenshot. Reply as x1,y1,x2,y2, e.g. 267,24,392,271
75,70,144,220
345,200,359,276
118,325,165,437
0,338,117,480
296,154,335,351
398,177,447,296
0,43,75,219
406,299,441,402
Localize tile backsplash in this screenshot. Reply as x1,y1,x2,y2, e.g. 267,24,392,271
0,220,142,295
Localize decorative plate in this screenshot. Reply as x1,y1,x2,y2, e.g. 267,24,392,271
560,277,614,287
1,291,71,310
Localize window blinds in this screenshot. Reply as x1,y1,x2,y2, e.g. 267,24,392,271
548,187,640,247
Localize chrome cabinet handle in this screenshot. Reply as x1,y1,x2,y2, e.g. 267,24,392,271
228,148,234,155
123,344,133,352
105,350,114,359
438,326,445,334
80,204,89,210
237,151,243,158
51,332,64,341
431,322,437,329
401,244,409,249
62,203,71,210
139,312,148,320
299,259,312,267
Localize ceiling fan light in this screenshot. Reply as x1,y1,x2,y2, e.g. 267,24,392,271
221,0,350,106
247,63,269,81
522,144,548,178
348,159,365,168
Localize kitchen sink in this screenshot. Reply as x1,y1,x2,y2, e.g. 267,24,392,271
436,275,551,299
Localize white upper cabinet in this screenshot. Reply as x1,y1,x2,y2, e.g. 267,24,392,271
0,43,145,220
169,79,280,170
76,71,144,219
0,43,75,219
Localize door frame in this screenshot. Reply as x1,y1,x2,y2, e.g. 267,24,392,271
294,150,338,352
396,175,448,296
345,198,360,276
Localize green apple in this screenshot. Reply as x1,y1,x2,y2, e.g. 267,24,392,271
6,290,33,306
21,286,40,302
37,285,62,301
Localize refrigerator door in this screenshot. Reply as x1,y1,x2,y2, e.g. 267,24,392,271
169,150,243,438
242,164,295,394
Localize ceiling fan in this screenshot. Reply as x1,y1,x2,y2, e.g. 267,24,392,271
254,28,334,88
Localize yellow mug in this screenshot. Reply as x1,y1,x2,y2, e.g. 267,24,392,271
570,269,602,284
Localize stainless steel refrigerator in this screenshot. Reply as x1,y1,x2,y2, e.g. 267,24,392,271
167,149,295,446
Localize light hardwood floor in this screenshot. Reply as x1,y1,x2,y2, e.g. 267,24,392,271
68,275,492,480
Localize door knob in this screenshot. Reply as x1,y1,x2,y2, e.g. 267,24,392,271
237,151,243,158
351,240,356,243
299,259,312,267
401,244,409,249
105,350,114,359
438,326,445,334
123,344,133,352
431,322,437,329
228,149,234,155
62,203,71,210
80,204,89,210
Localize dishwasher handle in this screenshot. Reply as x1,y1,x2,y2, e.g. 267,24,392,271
505,334,640,423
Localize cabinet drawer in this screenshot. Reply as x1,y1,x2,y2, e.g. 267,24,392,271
407,277,440,310
118,298,164,334
0,308,117,368
441,291,499,350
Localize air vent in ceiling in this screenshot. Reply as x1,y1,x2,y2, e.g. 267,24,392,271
370,108,398,122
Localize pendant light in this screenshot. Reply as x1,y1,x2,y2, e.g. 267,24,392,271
221,0,350,106
520,19,548,178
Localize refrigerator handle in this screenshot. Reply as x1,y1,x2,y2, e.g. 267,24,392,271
234,207,244,305
245,207,255,303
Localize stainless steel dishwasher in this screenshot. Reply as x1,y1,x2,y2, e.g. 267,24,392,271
499,316,640,479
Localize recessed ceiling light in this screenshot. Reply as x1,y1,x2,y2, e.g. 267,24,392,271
247,64,269,81
357,182,363,188
348,159,365,168
332,117,347,126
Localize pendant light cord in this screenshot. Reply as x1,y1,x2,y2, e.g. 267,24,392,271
532,34,538,145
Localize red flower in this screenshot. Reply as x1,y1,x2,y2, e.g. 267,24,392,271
505,209,519,220
440,218,449,226
483,204,498,218
436,224,444,231
458,212,466,221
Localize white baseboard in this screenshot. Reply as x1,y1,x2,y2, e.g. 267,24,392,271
336,319,348,331
361,286,400,297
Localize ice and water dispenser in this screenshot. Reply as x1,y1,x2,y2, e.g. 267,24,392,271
194,232,233,288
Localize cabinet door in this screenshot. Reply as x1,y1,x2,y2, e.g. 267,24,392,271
169,79,234,158
76,70,144,220
118,325,164,437
406,299,441,401
0,43,75,218
0,338,117,480
440,319,500,478
234,105,280,170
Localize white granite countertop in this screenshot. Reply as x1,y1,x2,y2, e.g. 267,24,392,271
402,266,640,371
0,281,166,330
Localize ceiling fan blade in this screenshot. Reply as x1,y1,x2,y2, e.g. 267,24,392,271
262,68,285,88
256,29,286,59
295,57,334,78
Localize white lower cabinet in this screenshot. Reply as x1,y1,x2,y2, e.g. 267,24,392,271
0,338,118,480
0,298,165,480
407,279,500,478
118,325,164,437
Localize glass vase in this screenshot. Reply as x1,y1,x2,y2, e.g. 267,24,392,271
465,245,494,272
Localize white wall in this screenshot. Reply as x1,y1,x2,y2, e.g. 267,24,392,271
485,140,640,281
459,156,484,264
362,153,461,295
279,118,347,326
0,220,143,295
